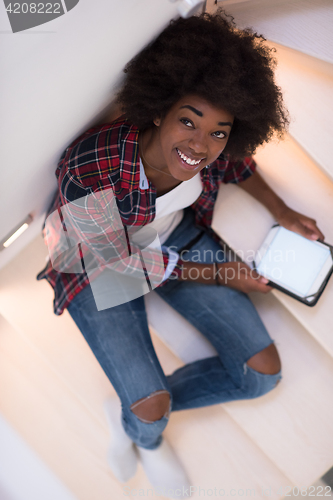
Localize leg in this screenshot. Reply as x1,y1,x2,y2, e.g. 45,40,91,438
247,343,281,375
67,279,171,450
130,390,171,423
155,229,282,411
67,278,190,490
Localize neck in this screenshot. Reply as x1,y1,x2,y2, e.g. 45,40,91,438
139,127,173,178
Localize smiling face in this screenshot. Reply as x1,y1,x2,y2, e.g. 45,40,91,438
144,95,234,181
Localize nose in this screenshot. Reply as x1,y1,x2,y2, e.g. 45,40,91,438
188,130,207,156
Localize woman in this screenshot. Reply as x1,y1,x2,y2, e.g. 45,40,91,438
37,9,324,496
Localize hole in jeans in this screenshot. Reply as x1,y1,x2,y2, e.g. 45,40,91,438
130,390,171,424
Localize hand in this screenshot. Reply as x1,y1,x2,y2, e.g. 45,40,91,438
217,261,273,294
276,206,325,241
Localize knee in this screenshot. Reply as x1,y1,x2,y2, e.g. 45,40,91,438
130,390,171,423
246,343,281,376
243,344,282,398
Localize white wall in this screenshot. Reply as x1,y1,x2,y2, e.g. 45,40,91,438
0,0,179,269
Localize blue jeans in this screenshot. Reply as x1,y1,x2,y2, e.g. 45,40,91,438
67,208,281,449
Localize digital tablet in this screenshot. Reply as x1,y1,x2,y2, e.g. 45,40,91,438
253,225,333,306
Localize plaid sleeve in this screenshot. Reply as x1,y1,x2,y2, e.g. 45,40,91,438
221,156,256,184
44,172,169,290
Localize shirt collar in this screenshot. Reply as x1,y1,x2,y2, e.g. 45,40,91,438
139,158,150,190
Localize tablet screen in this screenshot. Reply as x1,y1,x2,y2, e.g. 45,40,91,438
256,227,331,297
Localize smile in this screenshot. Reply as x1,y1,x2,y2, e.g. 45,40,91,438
176,148,204,166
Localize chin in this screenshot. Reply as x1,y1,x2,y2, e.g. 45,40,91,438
171,168,198,181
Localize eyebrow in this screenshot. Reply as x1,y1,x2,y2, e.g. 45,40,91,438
180,105,233,127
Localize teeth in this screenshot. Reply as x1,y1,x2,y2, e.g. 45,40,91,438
176,148,202,166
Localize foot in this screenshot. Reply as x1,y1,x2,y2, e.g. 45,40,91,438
136,438,191,498
103,396,138,483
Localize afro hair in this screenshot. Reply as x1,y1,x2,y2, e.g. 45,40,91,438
116,9,289,158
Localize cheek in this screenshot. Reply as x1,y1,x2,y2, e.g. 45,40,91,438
211,142,225,156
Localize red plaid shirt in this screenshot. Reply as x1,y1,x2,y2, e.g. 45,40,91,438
37,118,256,315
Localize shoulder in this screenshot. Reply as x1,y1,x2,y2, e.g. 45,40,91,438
83,117,140,153
212,152,256,184
57,118,140,188
209,152,229,179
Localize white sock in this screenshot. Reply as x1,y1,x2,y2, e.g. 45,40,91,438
136,438,192,498
103,396,138,483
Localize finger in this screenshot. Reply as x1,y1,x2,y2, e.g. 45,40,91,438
249,278,273,293
255,281,273,293
239,270,273,291
293,221,319,240
253,275,273,289
302,220,325,241
245,268,269,283
307,225,325,241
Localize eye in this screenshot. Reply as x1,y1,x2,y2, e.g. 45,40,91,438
180,118,194,128
212,131,228,139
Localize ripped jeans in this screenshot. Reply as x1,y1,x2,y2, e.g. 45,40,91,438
67,208,282,450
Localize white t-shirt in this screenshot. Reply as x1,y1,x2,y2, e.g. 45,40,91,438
131,159,203,280
137,158,203,243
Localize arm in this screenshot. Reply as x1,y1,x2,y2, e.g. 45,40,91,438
172,159,274,293
177,260,272,293
175,166,325,293
238,170,325,241
45,182,174,291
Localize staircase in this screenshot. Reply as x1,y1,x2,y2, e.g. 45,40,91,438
0,1,333,498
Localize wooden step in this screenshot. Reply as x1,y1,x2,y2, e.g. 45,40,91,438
0,401,76,500
226,290,333,486
270,42,333,182
207,0,333,64
0,315,120,500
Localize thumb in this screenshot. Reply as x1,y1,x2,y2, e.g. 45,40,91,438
294,221,317,240
248,268,269,284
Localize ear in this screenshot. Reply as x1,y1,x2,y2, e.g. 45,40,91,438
153,117,161,127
